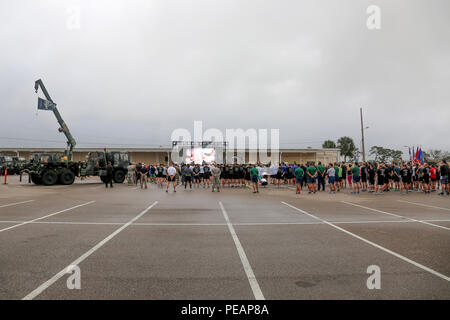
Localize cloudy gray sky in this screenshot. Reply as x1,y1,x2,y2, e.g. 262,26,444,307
1,0,449,155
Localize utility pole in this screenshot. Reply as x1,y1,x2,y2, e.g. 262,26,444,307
360,107,366,162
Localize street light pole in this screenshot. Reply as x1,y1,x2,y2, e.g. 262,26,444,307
360,108,366,162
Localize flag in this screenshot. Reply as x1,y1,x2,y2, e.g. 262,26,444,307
418,148,424,164
414,147,420,164
37,97,56,111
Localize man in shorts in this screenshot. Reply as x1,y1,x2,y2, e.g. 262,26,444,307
203,164,211,188
317,162,326,192
166,164,177,192
327,164,336,194
294,165,304,194
351,162,361,194
306,163,318,194
439,160,449,195
184,164,193,189
193,164,201,188
250,164,259,194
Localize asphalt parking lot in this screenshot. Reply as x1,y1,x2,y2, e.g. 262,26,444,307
0,176,449,300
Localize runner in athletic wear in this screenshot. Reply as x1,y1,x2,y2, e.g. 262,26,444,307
184,164,193,189
393,163,401,191
270,163,278,185
423,163,431,194
250,164,259,194
327,163,336,194
430,164,437,192
193,164,201,188
376,164,385,194
199,164,205,187
166,164,177,193
306,163,318,194
334,163,341,192
400,163,411,194
368,163,376,193
275,164,283,187
351,162,361,194
203,164,211,188
439,160,449,195
317,162,326,192
341,162,347,189
360,162,368,192
294,165,304,194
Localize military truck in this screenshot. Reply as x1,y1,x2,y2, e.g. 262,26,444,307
0,155,13,175
28,150,129,185
23,79,130,186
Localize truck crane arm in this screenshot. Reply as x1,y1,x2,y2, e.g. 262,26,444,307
34,79,77,159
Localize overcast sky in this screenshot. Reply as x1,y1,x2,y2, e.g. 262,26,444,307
1,0,449,154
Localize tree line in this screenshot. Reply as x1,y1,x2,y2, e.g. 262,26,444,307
322,137,449,163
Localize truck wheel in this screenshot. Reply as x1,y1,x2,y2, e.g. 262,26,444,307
31,173,42,185
100,176,111,184
42,170,58,186
59,169,75,185
113,170,125,183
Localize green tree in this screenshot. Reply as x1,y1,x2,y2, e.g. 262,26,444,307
370,146,403,163
337,136,357,162
322,140,337,148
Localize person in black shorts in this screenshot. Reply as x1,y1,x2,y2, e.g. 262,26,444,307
400,163,411,194
192,164,201,187
360,162,368,192
341,162,347,188
368,163,376,193
203,164,211,188
422,163,431,193
376,164,385,194
276,165,283,187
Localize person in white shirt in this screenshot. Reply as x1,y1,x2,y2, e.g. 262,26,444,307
166,165,177,193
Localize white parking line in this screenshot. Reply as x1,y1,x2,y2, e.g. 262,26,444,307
282,201,450,283
342,201,450,231
22,200,159,300
397,200,450,212
0,200,34,208
219,201,265,300
0,201,96,233
1,219,450,227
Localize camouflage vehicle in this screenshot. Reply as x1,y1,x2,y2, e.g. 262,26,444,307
27,150,129,185
0,155,13,175
23,79,129,186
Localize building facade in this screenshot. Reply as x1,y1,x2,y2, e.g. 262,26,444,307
0,147,340,165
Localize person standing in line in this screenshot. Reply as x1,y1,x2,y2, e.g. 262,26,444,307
166,164,177,193
135,162,142,187
250,164,259,194
351,162,361,194
184,164,193,189
327,163,336,194
368,163,376,193
140,163,148,189
439,160,449,195
317,162,326,192
294,165,304,194
360,162,368,192
105,162,114,188
347,164,353,189
193,164,201,188
306,163,318,194
203,164,211,188
211,163,221,192
341,162,347,189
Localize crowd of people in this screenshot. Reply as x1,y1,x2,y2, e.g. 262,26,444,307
124,160,450,196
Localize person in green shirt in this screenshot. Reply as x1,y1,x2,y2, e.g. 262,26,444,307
294,166,304,194
317,162,326,192
250,165,259,194
351,162,361,194
306,163,318,194
334,164,342,192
